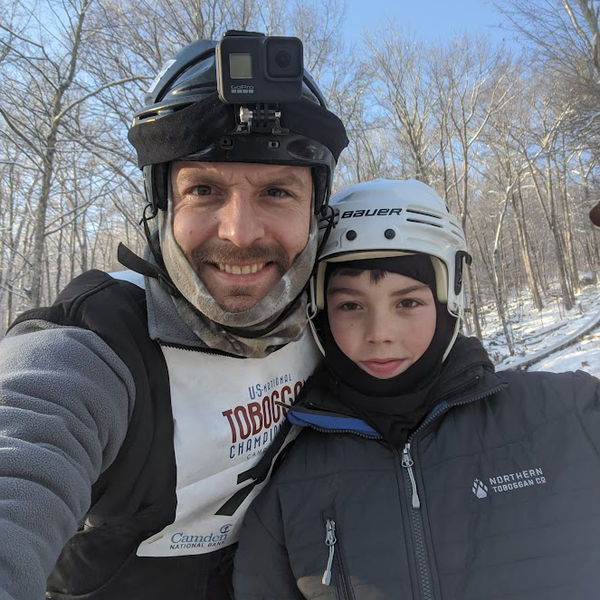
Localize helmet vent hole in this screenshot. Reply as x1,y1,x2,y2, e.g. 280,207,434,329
346,230,357,241
406,218,443,228
268,140,280,149
406,208,441,220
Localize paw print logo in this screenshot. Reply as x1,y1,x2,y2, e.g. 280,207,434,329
472,478,488,499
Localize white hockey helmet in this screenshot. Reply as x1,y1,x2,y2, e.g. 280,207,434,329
313,178,471,317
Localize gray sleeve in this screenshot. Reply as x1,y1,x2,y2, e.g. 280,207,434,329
0,319,135,600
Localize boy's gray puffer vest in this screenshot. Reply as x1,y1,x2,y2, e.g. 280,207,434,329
234,336,600,600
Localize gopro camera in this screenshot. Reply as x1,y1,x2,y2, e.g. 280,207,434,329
216,31,304,104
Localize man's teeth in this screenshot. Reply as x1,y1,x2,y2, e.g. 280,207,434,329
218,263,266,275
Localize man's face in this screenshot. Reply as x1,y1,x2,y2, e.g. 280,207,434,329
171,161,313,312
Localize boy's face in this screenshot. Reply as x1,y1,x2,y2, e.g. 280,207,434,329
326,270,437,379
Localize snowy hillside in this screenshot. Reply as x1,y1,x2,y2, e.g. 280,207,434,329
479,283,600,378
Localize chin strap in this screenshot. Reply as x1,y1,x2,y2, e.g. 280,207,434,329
117,243,181,297
117,203,181,298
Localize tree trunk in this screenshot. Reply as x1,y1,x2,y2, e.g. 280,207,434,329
545,158,574,310
56,218,64,298
513,186,543,310
467,267,483,340
492,192,515,354
29,0,90,307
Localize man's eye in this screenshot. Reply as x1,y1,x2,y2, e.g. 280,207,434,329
266,188,288,197
191,185,212,196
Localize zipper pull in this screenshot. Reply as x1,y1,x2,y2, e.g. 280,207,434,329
401,443,421,509
322,518,337,586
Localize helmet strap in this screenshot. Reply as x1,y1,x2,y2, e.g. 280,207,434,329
116,202,180,298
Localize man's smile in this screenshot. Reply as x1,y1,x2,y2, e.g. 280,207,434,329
215,262,268,275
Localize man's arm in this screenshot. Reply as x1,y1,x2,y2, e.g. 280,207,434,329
0,320,135,600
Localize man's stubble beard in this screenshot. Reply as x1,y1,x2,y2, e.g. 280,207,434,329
189,241,294,313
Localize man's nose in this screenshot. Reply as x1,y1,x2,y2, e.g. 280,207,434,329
365,311,394,344
217,195,266,248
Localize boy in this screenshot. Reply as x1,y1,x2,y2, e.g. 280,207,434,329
233,179,600,600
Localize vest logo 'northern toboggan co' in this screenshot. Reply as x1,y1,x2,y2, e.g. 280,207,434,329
472,467,547,499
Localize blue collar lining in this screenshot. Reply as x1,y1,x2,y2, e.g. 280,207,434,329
289,401,450,436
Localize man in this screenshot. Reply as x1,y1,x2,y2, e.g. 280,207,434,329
0,33,347,600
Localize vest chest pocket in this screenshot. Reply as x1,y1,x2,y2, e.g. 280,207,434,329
318,515,355,600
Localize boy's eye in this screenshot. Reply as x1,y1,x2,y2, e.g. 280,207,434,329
398,299,421,309
339,301,362,311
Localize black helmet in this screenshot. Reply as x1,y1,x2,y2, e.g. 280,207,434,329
128,34,348,214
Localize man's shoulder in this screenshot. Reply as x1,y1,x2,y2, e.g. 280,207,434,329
11,270,146,330
54,269,145,305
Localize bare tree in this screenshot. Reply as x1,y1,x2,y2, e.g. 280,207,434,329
363,24,441,184
0,0,143,307
507,78,577,310
431,34,516,338
496,0,600,162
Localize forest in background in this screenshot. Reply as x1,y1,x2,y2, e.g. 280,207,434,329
0,0,599,356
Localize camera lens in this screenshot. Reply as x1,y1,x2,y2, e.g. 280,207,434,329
275,50,291,69
266,38,302,79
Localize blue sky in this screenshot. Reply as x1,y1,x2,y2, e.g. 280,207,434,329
343,0,507,43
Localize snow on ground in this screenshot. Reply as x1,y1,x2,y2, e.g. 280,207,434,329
478,282,600,378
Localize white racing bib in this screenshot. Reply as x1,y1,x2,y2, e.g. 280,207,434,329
136,328,319,557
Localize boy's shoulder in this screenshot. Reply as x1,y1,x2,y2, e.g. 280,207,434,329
268,418,392,492
494,368,599,414
499,367,598,387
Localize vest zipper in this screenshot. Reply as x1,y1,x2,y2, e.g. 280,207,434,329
401,443,421,508
399,382,507,600
301,422,380,440
322,518,337,585
321,518,353,599
156,338,243,358
399,444,432,600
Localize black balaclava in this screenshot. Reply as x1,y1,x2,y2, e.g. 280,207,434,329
315,254,457,448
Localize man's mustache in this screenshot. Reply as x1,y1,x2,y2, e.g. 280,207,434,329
190,242,291,273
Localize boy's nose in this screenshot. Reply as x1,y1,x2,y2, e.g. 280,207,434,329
217,194,266,248
365,311,394,344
